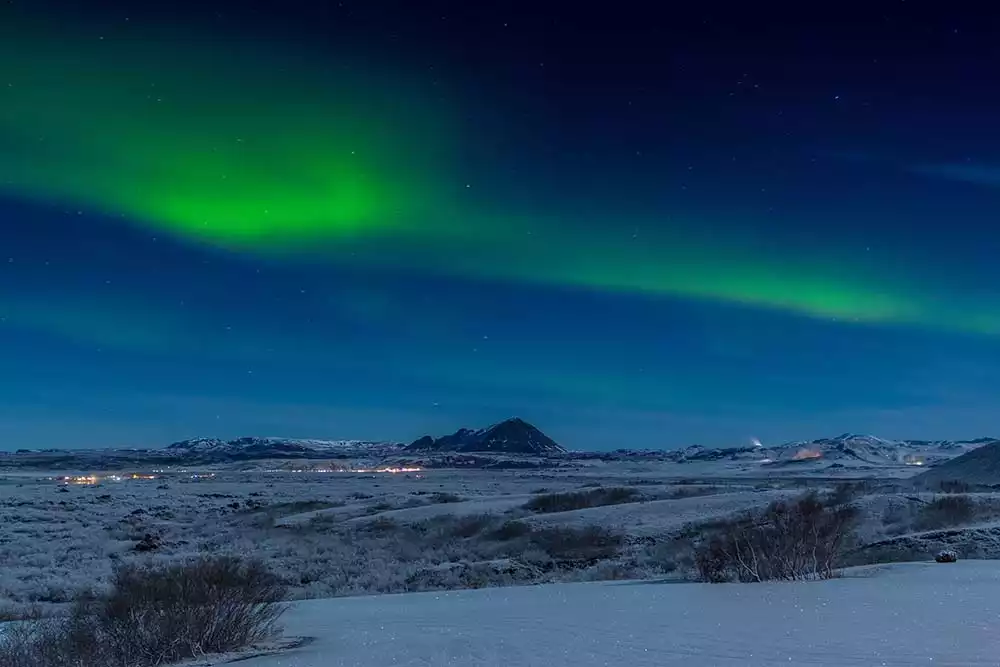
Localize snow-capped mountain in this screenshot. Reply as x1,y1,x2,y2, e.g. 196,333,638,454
776,433,909,464
654,433,998,467
165,436,403,461
776,433,997,465
406,418,565,455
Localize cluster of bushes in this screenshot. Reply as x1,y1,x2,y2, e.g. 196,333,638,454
364,513,623,564
880,493,985,537
0,558,285,667
935,480,972,494
524,487,643,513
280,510,633,597
915,495,975,531
694,492,858,583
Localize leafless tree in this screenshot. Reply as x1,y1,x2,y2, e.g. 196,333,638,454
695,492,858,583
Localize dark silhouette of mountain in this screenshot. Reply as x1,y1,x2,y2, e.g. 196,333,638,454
406,418,565,455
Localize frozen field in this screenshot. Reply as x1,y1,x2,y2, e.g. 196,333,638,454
0,460,998,612
0,465,800,605
224,560,1000,666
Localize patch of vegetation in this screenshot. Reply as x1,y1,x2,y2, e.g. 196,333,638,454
529,526,622,562
486,520,532,541
250,500,339,516
524,487,643,514
936,480,972,494
367,516,399,532
427,492,463,504
916,495,975,531
666,485,722,500
827,481,869,506
446,514,494,538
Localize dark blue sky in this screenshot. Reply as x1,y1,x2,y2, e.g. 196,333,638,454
3,1,1000,449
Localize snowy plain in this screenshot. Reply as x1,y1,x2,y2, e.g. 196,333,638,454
216,561,1000,667
0,466,796,605
1,458,998,608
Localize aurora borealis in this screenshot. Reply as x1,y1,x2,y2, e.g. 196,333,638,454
4,1,1000,448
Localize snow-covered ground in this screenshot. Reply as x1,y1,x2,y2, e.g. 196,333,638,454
226,561,1000,667
524,490,796,536
2,461,998,614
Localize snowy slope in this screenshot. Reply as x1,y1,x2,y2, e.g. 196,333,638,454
226,561,1000,667
915,440,1000,486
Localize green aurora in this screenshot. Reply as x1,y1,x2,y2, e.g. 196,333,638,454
0,11,994,335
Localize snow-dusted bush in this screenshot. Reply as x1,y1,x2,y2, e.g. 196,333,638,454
529,526,621,562
0,557,285,667
694,492,858,583
827,481,869,507
524,487,643,514
427,492,463,504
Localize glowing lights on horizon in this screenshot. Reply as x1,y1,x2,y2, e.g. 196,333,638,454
51,472,158,485
260,466,423,474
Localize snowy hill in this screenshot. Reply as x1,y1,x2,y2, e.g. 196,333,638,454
406,418,565,455
914,439,1000,486
232,561,1000,666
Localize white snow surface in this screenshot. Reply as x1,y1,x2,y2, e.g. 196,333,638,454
229,561,1000,667
525,490,796,536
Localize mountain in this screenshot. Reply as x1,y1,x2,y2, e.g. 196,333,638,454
649,433,997,468
777,433,908,464
913,440,1000,486
165,436,402,462
405,418,565,455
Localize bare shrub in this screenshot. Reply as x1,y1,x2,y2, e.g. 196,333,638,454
103,557,285,662
0,557,286,667
693,492,858,583
694,536,732,583
666,485,722,500
367,516,399,532
936,480,972,494
916,495,975,530
487,520,532,541
827,481,867,507
529,526,622,562
428,492,463,504
524,487,643,513
0,605,45,623
446,514,493,538
252,500,339,516
367,501,394,514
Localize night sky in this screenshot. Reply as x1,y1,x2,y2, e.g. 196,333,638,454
3,1,1000,449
